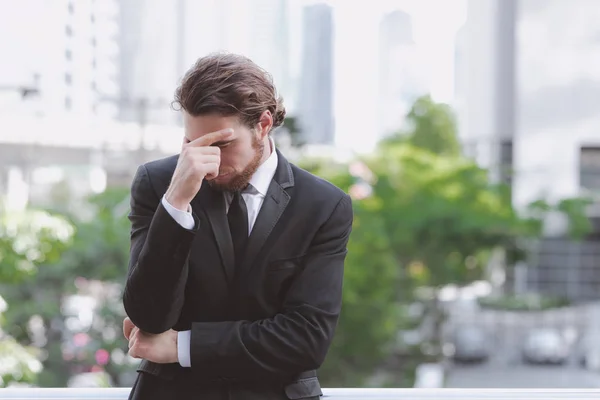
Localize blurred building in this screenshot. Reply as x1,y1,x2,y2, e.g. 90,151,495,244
296,3,335,145
0,0,125,209
0,0,120,119
454,0,516,187
457,0,600,301
453,23,467,143
1,1,301,208
377,10,426,138
117,0,180,125
118,0,294,125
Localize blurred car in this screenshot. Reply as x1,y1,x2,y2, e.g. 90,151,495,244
450,325,490,363
576,330,600,370
522,328,569,365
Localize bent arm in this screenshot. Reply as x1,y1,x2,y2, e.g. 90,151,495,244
123,165,198,334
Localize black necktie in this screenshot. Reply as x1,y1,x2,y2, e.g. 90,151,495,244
228,191,249,267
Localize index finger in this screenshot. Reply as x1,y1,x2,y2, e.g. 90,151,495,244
188,128,234,147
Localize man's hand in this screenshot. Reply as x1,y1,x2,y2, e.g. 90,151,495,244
165,128,234,210
123,317,178,364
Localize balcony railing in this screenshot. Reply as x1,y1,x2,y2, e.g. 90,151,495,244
0,388,599,399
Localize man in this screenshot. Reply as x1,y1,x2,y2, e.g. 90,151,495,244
122,53,353,400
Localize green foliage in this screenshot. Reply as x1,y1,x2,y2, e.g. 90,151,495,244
0,204,73,283
59,188,131,281
382,95,461,156
0,335,42,387
309,95,591,387
556,197,594,239
0,188,133,387
0,202,73,387
319,195,402,386
310,142,526,385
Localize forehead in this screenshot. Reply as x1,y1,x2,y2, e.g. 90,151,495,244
183,112,244,139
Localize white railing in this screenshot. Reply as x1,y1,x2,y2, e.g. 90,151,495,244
0,388,599,399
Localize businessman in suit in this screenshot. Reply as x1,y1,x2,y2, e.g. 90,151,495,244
122,53,353,399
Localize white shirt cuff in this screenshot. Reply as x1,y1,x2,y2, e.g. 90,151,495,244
161,195,195,230
177,330,192,367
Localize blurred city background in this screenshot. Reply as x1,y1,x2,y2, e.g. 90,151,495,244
1,0,600,390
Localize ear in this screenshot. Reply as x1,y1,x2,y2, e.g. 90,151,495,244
256,110,273,139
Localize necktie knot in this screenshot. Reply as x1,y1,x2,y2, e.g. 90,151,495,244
243,183,258,195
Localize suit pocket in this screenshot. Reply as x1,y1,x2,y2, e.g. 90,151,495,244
265,258,303,303
267,256,305,272
284,377,323,399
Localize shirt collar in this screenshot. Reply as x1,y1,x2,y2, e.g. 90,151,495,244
248,136,278,196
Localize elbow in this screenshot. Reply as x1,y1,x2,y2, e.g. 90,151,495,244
290,348,327,373
303,344,328,371
289,313,337,371
122,290,175,334
297,330,333,371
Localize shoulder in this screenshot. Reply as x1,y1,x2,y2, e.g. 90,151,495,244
289,163,351,209
134,154,178,195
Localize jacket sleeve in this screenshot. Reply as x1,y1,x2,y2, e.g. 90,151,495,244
189,194,353,379
123,164,198,334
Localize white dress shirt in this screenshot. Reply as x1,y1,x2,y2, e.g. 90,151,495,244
161,138,278,367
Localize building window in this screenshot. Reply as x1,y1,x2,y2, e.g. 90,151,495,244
65,25,73,36
65,96,72,110
65,73,72,85
499,139,513,186
65,49,72,61
67,2,74,14
580,146,600,191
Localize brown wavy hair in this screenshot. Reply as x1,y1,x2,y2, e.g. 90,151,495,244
173,53,286,132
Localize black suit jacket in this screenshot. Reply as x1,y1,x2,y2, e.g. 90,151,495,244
123,150,353,400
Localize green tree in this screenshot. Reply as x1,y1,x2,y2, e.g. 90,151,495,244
0,204,73,283
309,146,528,386
0,188,133,387
0,202,73,386
308,95,591,387
305,163,406,386
383,95,461,156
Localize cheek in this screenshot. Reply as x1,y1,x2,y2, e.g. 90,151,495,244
219,150,239,170
222,146,249,167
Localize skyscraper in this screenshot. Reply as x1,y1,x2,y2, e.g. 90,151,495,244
118,0,178,125
117,0,293,126
296,3,334,145
0,0,121,118
377,10,422,137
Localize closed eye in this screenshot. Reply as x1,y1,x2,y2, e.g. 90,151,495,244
213,140,233,148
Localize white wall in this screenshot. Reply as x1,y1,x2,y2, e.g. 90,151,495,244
460,0,600,212
513,0,600,209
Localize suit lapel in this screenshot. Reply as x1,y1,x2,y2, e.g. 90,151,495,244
194,182,235,282
240,150,294,274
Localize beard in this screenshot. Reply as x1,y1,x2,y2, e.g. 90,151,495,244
208,135,265,192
